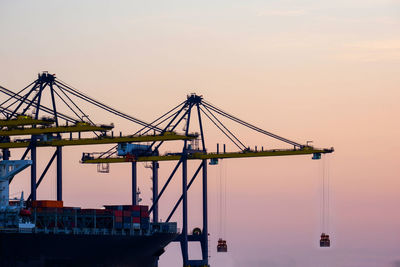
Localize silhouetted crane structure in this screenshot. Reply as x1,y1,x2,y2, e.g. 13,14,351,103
81,93,334,267
1,72,334,267
0,73,194,203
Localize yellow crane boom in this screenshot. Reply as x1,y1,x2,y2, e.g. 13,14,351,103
81,147,334,163
0,123,113,136
0,132,197,148
0,115,54,127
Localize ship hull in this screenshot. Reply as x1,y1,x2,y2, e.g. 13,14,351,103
0,232,177,267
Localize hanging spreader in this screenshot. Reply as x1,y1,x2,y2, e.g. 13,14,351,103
217,238,228,252
320,233,330,247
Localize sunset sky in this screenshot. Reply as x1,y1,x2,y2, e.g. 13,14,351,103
1,1,400,266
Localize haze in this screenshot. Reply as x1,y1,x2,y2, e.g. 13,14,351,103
1,1,399,266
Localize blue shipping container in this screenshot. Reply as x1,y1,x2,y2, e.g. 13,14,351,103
115,222,123,229
132,211,140,217
162,224,169,232
141,218,149,225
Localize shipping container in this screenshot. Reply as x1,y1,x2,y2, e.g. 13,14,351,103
132,217,140,224
132,206,140,212
32,200,63,208
141,218,150,225
132,211,140,217
104,205,123,211
114,210,123,217
96,209,110,215
114,222,122,229
115,216,123,223
141,222,149,230
123,211,131,217
41,208,60,213
122,205,134,211
81,209,98,215
140,206,148,212
141,211,149,218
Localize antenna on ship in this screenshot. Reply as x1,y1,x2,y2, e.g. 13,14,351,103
136,187,142,204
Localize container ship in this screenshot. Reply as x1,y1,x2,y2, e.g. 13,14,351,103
0,199,178,266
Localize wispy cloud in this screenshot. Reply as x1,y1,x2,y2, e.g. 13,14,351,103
257,9,306,17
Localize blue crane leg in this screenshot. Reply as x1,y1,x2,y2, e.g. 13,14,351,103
56,146,62,201
181,157,189,265
132,161,137,205
202,159,209,263
152,161,159,223
31,146,37,201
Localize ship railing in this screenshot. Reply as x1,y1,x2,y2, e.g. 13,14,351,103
4,225,179,236
30,227,156,236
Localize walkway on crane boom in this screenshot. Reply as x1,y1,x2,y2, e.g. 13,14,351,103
80,147,334,163
0,132,197,149
0,123,113,136
0,115,55,127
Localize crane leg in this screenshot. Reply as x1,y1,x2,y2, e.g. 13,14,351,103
56,146,62,201
31,145,37,201
132,161,137,205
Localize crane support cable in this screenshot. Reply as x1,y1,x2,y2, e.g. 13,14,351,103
0,106,17,118
203,101,303,148
0,86,77,123
54,84,94,125
218,161,222,238
217,160,228,239
134,100,187,136
99,146,118,159
224,160,227,238
151,102,192,152
53,84,99,137
56,80,156,130
0,81,38,116
161,102,191,134
0,81,37,116
97,101,188,159
8,82,40,119
21,82,48,117
55,80,162,132
320,155,330,233
199,106,245,151
0,81,36,107
201,104,247,150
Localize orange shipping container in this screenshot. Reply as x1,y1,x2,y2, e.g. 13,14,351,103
32,200,63,208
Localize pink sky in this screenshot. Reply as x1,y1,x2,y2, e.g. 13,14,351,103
1,1,400,266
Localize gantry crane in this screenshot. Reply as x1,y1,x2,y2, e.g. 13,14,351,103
81,93,334,267
0,73,195,203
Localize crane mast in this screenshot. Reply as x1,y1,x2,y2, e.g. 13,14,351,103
80,93,334,267
1,74,334,267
